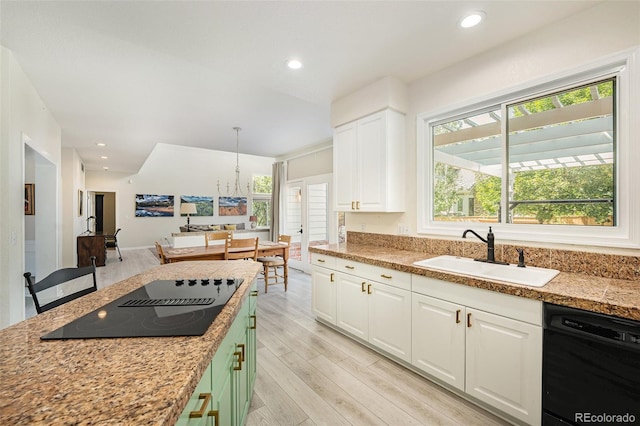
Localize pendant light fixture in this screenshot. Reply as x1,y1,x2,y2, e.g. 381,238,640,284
217,127,250,196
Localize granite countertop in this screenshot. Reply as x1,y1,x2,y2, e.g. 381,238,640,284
0,260,261,425
309,243,640,321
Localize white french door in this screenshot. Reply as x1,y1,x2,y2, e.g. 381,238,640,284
285,174,333,273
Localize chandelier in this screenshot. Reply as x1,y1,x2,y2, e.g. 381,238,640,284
218,127,250,196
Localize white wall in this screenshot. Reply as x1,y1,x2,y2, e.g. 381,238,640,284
61,147,88,267
0,46,62,328
85,143,274,248
342,1,640,251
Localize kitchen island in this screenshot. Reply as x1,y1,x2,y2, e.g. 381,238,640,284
0,260,261,425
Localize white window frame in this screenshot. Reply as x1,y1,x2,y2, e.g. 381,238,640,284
251,174,272,228
417,48,640,248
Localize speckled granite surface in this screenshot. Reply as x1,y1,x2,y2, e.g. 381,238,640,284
0,260,261,425
310,242,640,321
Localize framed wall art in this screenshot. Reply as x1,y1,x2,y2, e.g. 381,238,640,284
180,195,214,216
25,184,35,215
135,194,174,217
219,197,247,216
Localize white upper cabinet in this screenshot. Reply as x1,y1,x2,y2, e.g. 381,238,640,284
333,109,405,212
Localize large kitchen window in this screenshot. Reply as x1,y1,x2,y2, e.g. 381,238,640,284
417,50,639,247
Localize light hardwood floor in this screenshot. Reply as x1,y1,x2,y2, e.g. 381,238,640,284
29,247,510,425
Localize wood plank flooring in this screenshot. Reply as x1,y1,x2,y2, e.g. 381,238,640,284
247,268,511,426
28,247,511,425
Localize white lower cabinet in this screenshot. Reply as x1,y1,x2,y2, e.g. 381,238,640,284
465,308,542,425
311,265,337,325
412,293,465,391
311,253,543,425
412,276,542,425
367,280,411,362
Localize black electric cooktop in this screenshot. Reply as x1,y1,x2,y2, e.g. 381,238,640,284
41,278,244,340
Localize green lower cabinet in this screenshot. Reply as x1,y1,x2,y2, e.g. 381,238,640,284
177,363,214,425
177,281,258,426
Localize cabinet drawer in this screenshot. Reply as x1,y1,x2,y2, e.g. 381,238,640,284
311,253,336,268
413,275,541,325
337,258,411,291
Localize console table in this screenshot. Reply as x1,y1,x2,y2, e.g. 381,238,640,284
77,234,106,267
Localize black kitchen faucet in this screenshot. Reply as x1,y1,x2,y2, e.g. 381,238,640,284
462,226,508,265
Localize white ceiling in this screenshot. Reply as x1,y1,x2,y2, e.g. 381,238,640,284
0,1,601,173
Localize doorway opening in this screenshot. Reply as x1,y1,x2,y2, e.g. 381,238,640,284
89,191,116,235
285,174,335,273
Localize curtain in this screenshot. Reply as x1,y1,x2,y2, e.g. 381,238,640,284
269,161,285,241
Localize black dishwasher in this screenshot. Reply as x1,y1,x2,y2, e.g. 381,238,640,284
543,303,640,425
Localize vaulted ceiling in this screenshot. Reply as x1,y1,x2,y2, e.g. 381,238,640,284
0,1,600,173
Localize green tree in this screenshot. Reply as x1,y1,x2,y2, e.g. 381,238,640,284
472,174,501,216
433,162,461,216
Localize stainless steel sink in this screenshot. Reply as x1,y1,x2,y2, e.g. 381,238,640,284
413,255,559,287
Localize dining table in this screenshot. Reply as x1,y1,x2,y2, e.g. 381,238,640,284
163,239,290,285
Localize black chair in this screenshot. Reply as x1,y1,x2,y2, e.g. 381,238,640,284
104,228,122,261
24,256,98,314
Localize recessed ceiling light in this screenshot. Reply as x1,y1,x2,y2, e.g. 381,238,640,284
286,58,303,70
96,142,106,147
100,156,108,159
459,11,485,28
103,166,109,171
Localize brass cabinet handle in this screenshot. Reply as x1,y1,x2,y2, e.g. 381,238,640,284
456,309,461,324
467,313,472,327
237,343,245,362
345,265,355,270
189,393,212,418
356,201,360,210
351,201,355,210
367,283,372,295
361,281,366,292
317,258,325,263
330,273,334,282
380,274,392,279
233,351,243,371
249,314,257,330
207,409,219,426
250,290,258,297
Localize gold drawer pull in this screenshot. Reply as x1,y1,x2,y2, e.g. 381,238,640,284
189,393,211,418
317,258,325,263
250,290,258,297
345,265,355,270
237,343,245,362
330,273,335,282
250,314,257,330
351,201,355,210
380,274,392,279
356,201,360,210
456,309,461,324
208,409,219,426
467,313,472,328
367,283,372,295
233,351,243,371
361,281,366,292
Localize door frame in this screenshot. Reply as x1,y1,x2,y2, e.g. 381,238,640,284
285,174,335,273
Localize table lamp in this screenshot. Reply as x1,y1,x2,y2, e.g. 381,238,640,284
180,203,198,231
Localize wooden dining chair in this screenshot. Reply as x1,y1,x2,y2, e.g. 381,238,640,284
24,256,98,314
224,237,259,261
204,231,232,247
155,241,167,264
257,235,291,293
